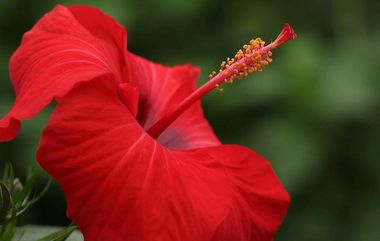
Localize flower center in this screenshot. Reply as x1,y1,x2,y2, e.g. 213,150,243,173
147,23,296,139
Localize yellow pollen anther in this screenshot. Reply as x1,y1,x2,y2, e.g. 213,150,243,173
225,78,234,84
215,84,224,92
210,34,284,92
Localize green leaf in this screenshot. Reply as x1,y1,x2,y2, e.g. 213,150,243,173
15,225,83,241
0,182,12,223
0,222,16,241
0,163,54,240
2,163,15,190
36,224,78,241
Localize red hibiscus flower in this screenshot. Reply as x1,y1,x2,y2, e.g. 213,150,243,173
0,5,296,241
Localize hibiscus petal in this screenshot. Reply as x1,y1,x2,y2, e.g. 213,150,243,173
0,5,126,141
38,78,289,241
37,78,231,241
191,146,290,241
125,53,221,150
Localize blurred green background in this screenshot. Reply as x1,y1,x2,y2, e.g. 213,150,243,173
1,0,380,240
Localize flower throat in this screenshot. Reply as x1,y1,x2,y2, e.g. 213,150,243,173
147,24,296,139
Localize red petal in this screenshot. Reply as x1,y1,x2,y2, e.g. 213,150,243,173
38,78,289,241
38,78,231,240
199,146,290,241
0,5,126,141
125,53,220,150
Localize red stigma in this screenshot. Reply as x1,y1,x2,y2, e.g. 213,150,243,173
271,23,297,48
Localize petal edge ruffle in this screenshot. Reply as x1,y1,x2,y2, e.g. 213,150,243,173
0,5,126,141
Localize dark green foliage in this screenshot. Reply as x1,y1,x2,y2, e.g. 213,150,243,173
0,164,78,240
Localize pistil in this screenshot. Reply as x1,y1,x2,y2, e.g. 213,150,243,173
147,23,296,139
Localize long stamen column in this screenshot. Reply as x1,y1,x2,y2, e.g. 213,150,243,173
147,23,296,139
